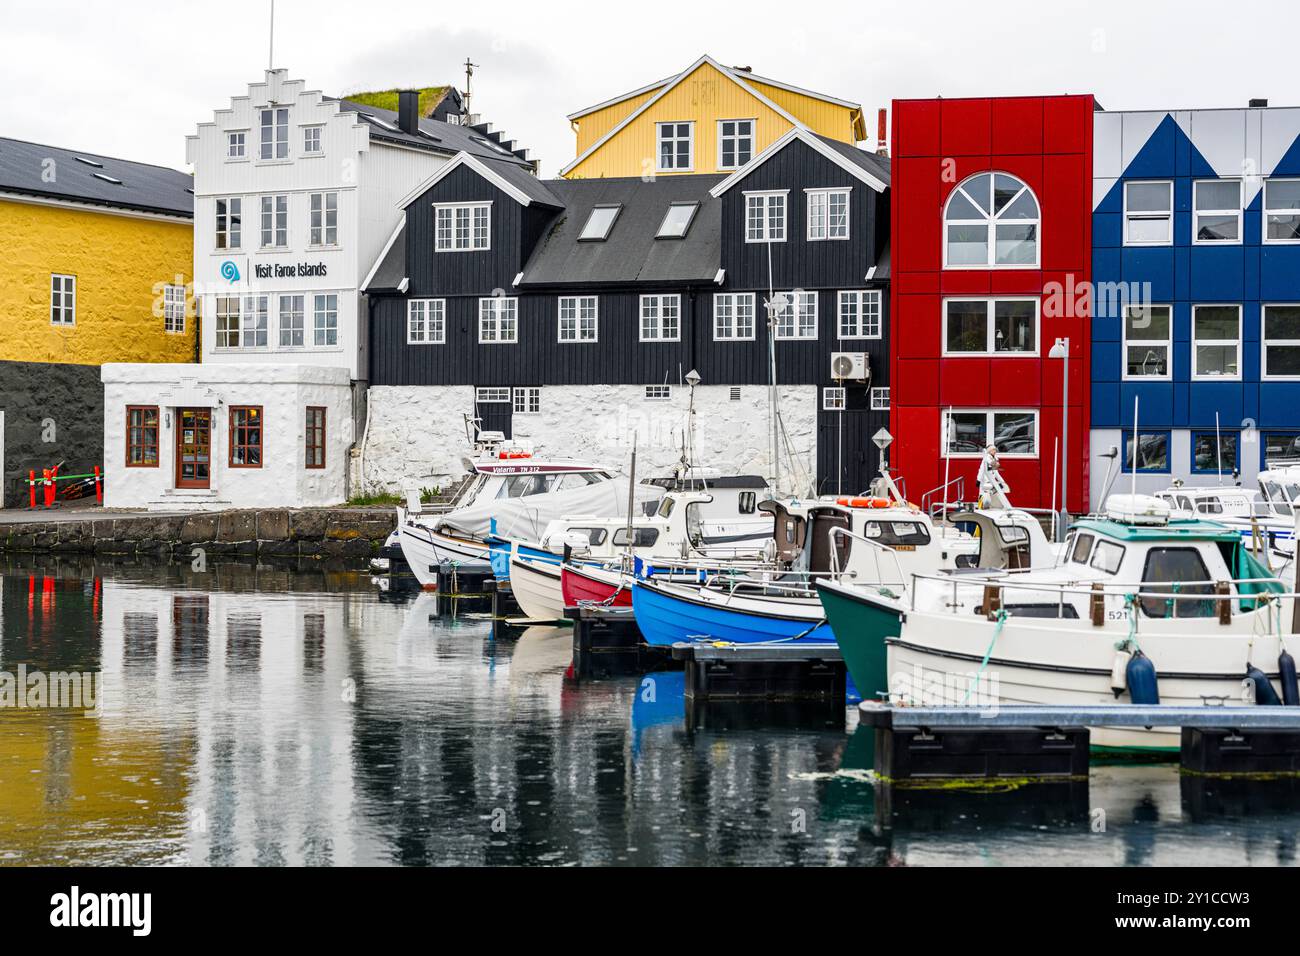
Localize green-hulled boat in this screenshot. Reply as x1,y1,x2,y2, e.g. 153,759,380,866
815,580,905,703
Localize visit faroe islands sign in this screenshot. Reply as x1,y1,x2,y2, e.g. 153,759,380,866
253,261,329,279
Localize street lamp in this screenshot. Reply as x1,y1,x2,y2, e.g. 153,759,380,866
1048,336,1070,539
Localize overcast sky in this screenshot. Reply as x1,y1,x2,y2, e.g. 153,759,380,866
1,0,1294,176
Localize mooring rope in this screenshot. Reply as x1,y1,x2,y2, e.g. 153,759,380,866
961,607,1007,705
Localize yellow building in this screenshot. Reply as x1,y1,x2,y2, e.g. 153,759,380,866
0,137,195,365
561,54,868,179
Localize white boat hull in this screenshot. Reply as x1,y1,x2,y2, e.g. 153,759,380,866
509,556,567,621
887,607,1287,750
398,521,492,587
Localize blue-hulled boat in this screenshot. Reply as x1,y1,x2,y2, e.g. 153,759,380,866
631,574,834,647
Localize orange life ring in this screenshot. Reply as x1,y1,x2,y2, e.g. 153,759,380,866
836,496,891,509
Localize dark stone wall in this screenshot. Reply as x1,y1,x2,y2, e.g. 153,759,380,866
0,360,104,509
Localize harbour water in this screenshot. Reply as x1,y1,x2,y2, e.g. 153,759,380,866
1,556,1298,867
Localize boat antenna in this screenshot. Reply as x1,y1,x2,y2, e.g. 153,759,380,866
625,433,637,568
1131,395,1139,506
1215,411,1222,483
765,237,780,496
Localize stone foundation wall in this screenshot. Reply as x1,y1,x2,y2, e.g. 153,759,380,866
0,507,396,560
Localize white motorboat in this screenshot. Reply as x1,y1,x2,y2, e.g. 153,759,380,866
823,494,1294,752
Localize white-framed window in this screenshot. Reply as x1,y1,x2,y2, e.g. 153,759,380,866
479,297,518,343
259,107,289,160
942,408,1039,458
717,119,754,170
302,126,323,156
838,290,881,339
640,294,680,341
226,130,247,160
1263,179,1300,244
163,283,186,333
215,197,241,250
871,387,890,411
558,295,598,342
1193,179,1242,244
435,202,491,252
943,172,1039,268
476,387,511,403
745,191,787,243
714,292,756,340
313,293,338,347
279,293,305,347
215,295,241,348
241,294,268,348
774,290,817,340
644,385,672,402
1123,180,1173,245
807,188,850,241
1192,304,1241,379
408,299,446,345
260,194,288,248
656,121,694,171
309,192,338,247
50,273,75,326
579,205,620,241
1122,304,1172,380
513,387,541,414
657,202,698,239
1263,304,1300,379
823,386,846,411
942,297,1038,355
1261,303,1300,379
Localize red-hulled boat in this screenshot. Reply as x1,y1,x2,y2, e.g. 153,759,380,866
560,563,631,607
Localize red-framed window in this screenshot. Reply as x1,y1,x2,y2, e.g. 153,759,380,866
229,406,264,468
305,406,326,469
125,405,159,467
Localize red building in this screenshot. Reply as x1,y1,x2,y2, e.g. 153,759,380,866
890,95,1094,513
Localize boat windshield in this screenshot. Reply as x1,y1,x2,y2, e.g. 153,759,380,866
862,519,931,547
1139,547,1216,618
496,472,604,498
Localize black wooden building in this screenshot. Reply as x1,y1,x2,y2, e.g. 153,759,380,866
363,127,891,494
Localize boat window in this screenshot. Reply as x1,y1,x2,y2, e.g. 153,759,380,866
862,520,931,547
1070,533,1094,564
497,474,559,498
1140,547,1216,618
657,497,676,518
613,527,659,547
995,524,1029,544
1263,481,1292,515
1288,484,1300,504
563,527,608,546
1091,540,1125,574
1178,496,1194,512
1002,603,1080,619
739,492,756,514
1196,496,1223,515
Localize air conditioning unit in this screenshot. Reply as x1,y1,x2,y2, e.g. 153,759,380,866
831,352,869,382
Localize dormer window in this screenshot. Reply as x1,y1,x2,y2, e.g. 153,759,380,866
579,204,621,241
435,202,491,252
259,107,289,160
657,202,698,239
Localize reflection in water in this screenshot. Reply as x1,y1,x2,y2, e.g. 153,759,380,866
0,557,1299,866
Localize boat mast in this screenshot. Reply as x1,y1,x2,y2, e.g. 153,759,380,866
765,238,781,496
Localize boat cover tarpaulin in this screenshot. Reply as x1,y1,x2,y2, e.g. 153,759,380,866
436,479,650,543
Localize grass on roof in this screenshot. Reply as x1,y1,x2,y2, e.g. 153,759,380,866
346,86,451,118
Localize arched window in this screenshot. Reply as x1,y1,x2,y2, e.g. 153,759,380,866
944,172,1040,268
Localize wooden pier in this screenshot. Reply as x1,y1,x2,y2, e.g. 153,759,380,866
859,703,1300,782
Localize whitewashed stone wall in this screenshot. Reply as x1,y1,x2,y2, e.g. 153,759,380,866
361,384,818,493
102,363,354,510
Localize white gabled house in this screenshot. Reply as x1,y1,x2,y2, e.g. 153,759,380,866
102,68,538,510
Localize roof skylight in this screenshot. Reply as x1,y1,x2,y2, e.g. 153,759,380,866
657,201,698,238
579,204,622,241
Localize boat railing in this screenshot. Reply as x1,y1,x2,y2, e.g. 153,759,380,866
921,476,966,521
828,526,910,590
905,569,1293,619
704,567,856,597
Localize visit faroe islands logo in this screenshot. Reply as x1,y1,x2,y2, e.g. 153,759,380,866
220,260,240,283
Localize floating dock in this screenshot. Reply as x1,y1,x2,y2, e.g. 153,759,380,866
568,604,674,678
672,641,846,703
858,703,1300,782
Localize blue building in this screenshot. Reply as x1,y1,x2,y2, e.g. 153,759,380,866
1090,103,1300,507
